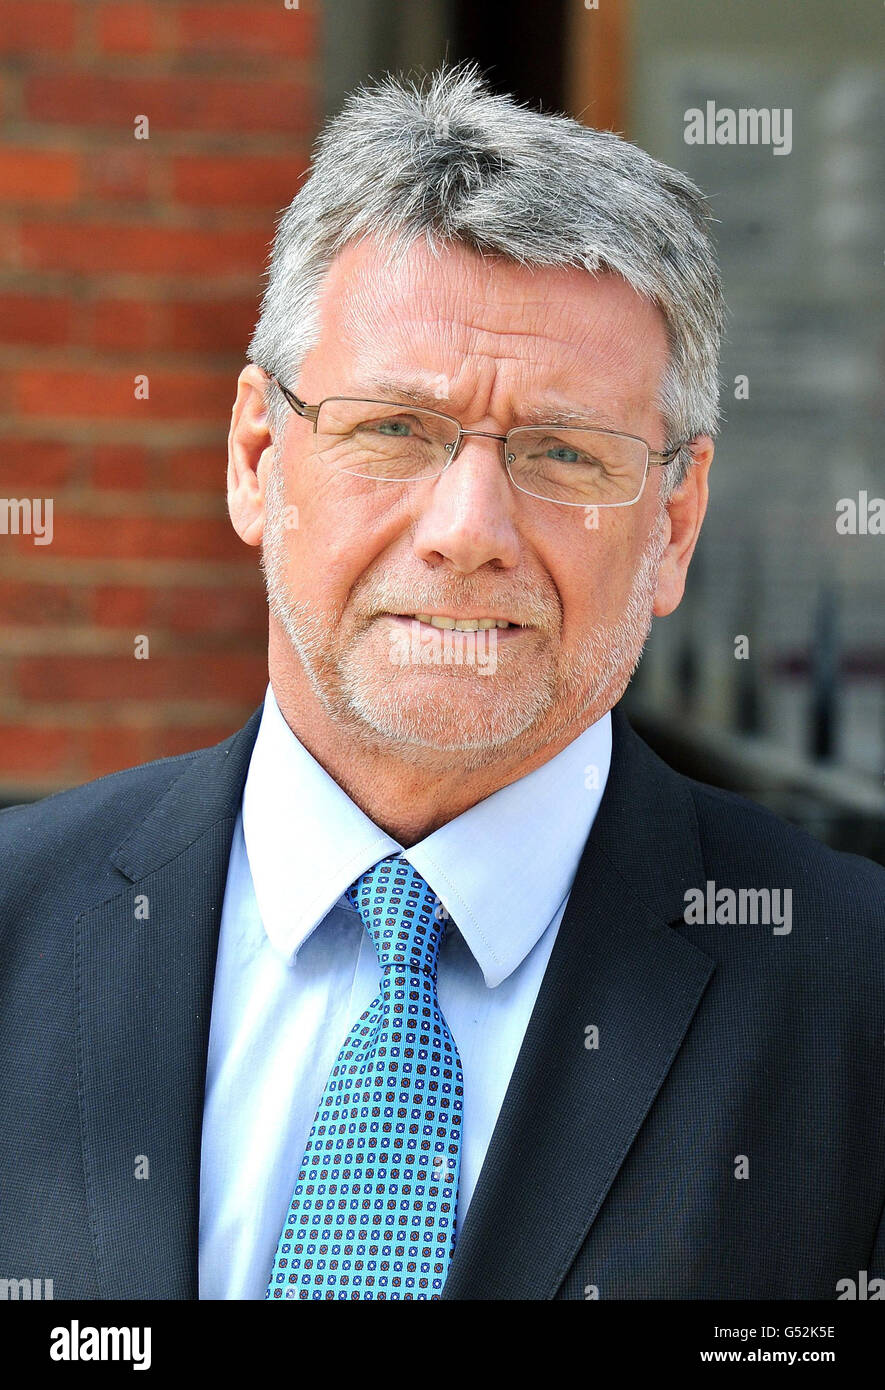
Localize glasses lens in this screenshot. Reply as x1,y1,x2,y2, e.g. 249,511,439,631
507,427,648,506
314,400,457,481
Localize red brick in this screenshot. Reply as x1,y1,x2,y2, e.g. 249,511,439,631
0,580,86,626
20,221,270,275
158,445,227,492
168,298,257,353
176,4,317,57
0,0,76,52
149,722,243,758
92,584,153,628
88,443,150,489
85,723,156,777
88,299,163,352
0,438,76,488
45,512,247,562
14,367,236,421
16,652,265,702
85,148,152,203
0,223,21,269
0,532,53,559
0,293,72,346
0,149,80,204
97,3,162,53
92,581,265,636
84,720,242,777
0,723,70,774
171,153,307,208
0,0,319,793
25,73,313,134
85,295,254,354
162,583,266,636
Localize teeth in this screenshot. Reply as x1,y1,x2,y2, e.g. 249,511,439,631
409,613,512,631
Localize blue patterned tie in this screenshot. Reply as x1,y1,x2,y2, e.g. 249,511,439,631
266,853,463,1300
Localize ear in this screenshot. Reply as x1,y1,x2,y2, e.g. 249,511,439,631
653,435,714,617
228,364,279,547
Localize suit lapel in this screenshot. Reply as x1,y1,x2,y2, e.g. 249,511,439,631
443,708,716,1300
76,709,262,1299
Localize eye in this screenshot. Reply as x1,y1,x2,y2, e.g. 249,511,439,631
545,443,583,464
364,414,424,438
530,436,600,467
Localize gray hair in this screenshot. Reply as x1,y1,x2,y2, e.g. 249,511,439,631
247,59,724,491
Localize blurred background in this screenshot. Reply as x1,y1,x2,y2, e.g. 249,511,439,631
0,0,882,858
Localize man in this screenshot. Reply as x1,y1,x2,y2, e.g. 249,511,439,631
1,62,882,1302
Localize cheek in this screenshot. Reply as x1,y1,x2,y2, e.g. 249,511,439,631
276,465,411,604
551,510,650,634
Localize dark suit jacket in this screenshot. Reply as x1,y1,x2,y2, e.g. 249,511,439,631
1,705,882,1299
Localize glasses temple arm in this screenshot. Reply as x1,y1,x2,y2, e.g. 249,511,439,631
264,373,320,425
649,443,690,466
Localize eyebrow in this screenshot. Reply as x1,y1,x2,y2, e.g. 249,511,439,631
364,376,623,431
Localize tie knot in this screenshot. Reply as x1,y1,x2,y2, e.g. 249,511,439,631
345,854,448,976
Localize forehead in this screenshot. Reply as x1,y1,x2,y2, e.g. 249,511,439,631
314,235,670,418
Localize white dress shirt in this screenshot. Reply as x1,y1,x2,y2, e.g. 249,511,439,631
198,683,611,1299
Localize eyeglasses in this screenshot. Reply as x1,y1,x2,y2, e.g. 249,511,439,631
265,374,687,508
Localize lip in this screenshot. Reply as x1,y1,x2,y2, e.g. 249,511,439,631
381,613,529,637
388,609,520,623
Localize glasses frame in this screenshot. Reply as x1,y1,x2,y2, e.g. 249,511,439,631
264,373,688,508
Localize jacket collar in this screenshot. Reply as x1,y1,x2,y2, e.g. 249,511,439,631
109,706,264,883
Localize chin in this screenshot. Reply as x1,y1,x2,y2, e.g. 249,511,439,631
340,667,554,757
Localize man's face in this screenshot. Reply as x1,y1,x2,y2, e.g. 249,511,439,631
234,236,706,766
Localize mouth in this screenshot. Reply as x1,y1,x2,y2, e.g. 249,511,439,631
383,611,528,633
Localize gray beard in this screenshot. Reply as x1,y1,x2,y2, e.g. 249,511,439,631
260,454,666,768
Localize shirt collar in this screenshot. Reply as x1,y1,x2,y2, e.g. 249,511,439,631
242,683,611,988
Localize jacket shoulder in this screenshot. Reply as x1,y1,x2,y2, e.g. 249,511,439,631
682,770,884,923
0,739,227,914
0,706,261,964
1,748,196,849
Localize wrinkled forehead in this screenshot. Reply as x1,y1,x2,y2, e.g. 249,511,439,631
328,234,661,339
313,234,671,422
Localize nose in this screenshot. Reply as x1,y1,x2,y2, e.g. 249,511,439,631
411,432,521,574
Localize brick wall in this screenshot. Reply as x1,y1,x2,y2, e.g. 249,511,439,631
0,0,320,797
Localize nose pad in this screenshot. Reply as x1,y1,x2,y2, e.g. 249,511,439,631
445,430,509,473
443,436,462,468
